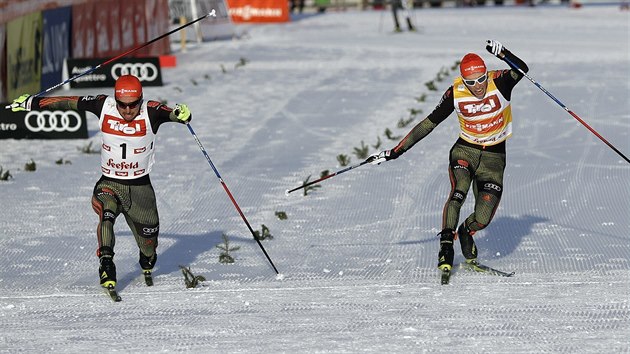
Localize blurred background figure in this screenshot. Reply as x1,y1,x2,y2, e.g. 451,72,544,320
391,0,416,32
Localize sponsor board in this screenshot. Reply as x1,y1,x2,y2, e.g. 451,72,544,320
0,108,88,139
41,6,72,92
63,57,163,89
226,0,290,23
7,12,43,100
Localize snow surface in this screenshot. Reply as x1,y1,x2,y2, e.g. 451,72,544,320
1,6,629,353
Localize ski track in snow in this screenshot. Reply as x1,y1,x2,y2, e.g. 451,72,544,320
1,7,629,353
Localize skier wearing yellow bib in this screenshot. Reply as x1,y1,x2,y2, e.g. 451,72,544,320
368,40,528,275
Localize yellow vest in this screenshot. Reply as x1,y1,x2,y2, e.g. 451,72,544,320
453,71,512,146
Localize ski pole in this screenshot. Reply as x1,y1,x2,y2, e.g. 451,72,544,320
285,159,371,195
186,123,279,275
5,10,217,110
501,55,630,164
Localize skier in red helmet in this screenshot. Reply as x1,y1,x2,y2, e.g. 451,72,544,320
11,74,192,292
368,40,529,280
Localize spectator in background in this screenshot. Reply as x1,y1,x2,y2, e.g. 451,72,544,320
392,0,416,32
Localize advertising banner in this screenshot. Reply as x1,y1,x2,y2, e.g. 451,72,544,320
0,107,88,140
71,1,97,58
7,12,43,100
0,24,6,103
94,0,118,58
41,6,72,92
142,0,167,56
64,57,163,88
72,0,170,59
226,0,290,23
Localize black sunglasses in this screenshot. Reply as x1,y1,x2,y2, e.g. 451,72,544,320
116,98,143,109
463,73,488,86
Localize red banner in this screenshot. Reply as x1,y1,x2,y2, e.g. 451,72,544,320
72,1,96,58
141,0,170,56
226,0,290,23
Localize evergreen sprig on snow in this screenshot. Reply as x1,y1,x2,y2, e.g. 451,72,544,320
216,233,241,264
24,159,36,171
0,166,12,181
337,154,350,167
179,265,206,288
253,224,273,241
301,175,321,196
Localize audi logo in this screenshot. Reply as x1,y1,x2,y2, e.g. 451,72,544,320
111,63,159,81
24,110,82,133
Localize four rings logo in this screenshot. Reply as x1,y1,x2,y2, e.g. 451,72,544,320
111,63,159,81
65,58,163,88
24,110,82,133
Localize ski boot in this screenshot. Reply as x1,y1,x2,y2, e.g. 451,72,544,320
139,251,157,286
99,256,117,288
437,229,455,272
406,19,416,32
457,223,477,262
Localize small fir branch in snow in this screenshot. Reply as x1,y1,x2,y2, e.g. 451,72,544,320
398,116,415,128
408,108,423,117
216,233,241,264
0,166,12,181
302,175,321,196
78,141,99,154
320,170,330,178
436,67,450,82
174,86,183,92
353,141,369,159
24,159,36,171
384,128,401,141
372,136,382,150
220,64,227,73
424,80,437,91
415,93,427,103
190,78,198,86
179,265,206,288
235,57,249,69
55,158,71,165
204,74,211,80
275,211,288,220
337,154,350,167
253,224,273,241
451,60,461,71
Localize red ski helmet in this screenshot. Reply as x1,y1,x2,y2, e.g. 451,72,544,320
460,53,486,77
114,75,143,99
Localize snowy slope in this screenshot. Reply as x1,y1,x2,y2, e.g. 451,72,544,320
1,6,629,353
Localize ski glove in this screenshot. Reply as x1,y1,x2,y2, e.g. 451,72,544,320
367,149,399,165
173,104,192,123
486,39,505,59
11,94,33,112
